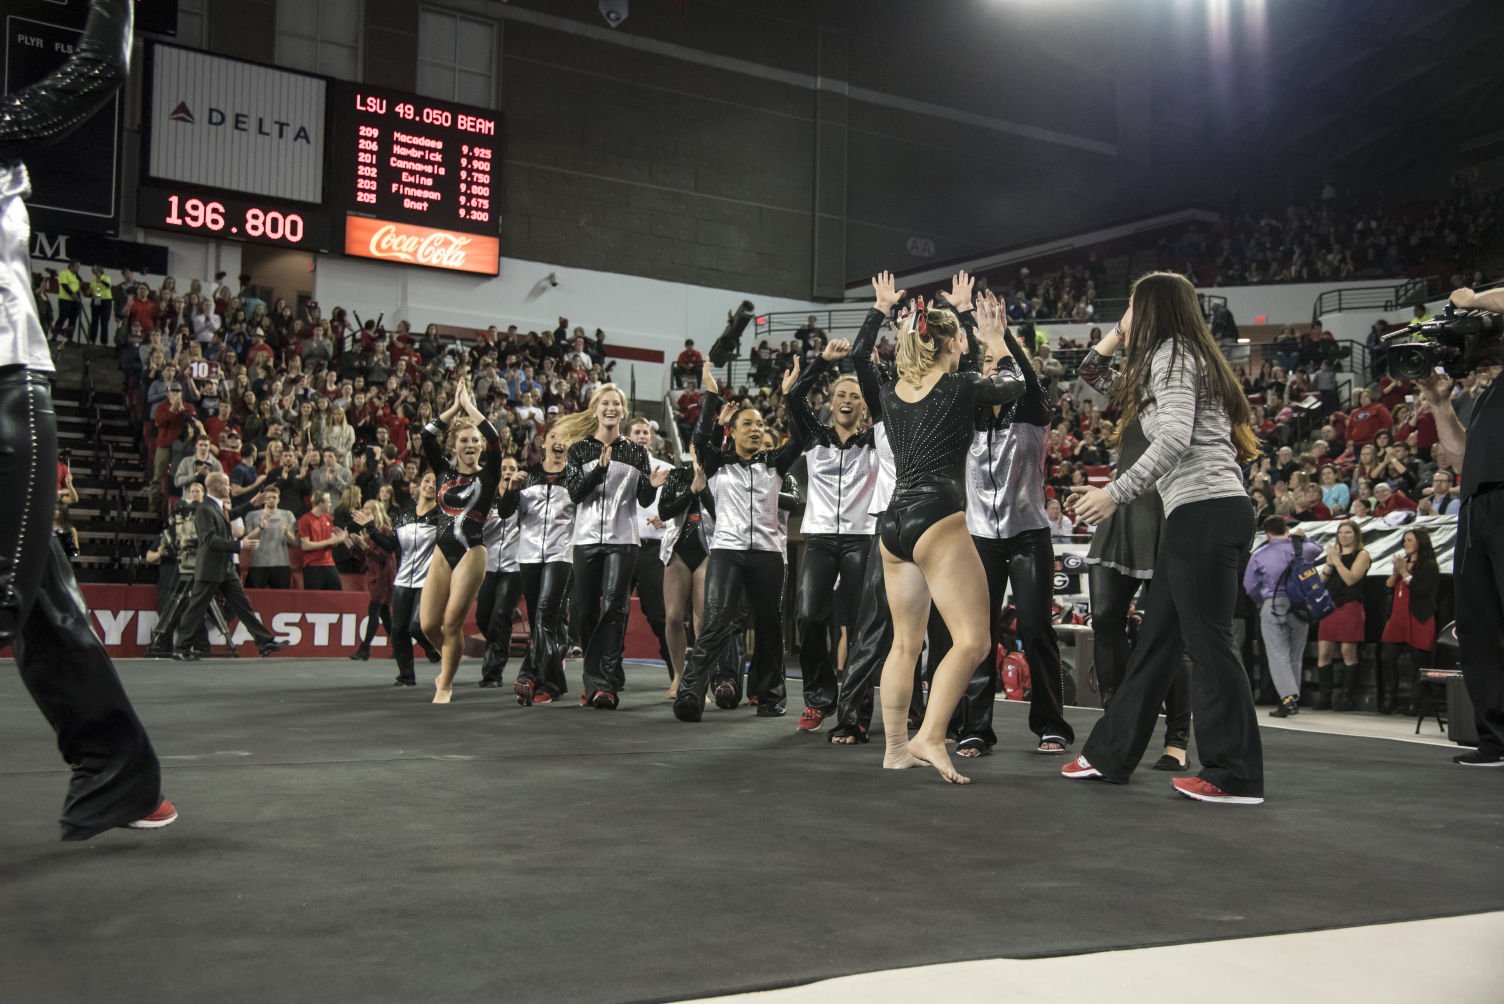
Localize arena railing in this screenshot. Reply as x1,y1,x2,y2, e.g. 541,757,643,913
1311,276,1439,323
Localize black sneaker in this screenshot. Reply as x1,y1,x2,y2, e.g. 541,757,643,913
348,649,370,662
1269,696,1300,718
712,680,739,710
1452,751,1504,767
589,690,619,710
673,694,703,722
478,679,502,688
754,703,787,718
393,679,416,687
172,649,201,662
258,640,286,657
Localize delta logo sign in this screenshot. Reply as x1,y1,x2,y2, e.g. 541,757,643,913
168,101,315,144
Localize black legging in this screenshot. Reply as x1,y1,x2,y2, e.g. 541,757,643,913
1089,564,1191,749
679,549,787,709
1082,498,1259,794
795,533,870,712
360,598,393,650
828,533,924,739
1379,642,1432,714
632,541,672,673
956,529,1072,749
1,368,161,840
573,543,636,697
479,569,525,684
390,584,440,684
519,561,571,697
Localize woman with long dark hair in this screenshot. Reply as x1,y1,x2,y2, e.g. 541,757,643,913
1076,330,1192,770
1379,528,1438,715
389,474,443,685
1316,520,1371,711
671,361,808,722
345,500,396,662
557,385,668,709
657,459,713,700
864,274,1025,783
1062,271,1264,804
419,382,503,703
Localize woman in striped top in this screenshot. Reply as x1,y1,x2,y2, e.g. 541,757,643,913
1061,272,1265,805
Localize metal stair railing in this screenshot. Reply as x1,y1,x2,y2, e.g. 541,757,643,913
1312,276,1439,323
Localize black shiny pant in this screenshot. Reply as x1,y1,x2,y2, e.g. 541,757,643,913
477,568,525,683
1082,498,1261,796
680,549,786,709
1456,492,1504,758
519,561,572,697
391,584,440,684
829,533,924,737
632,542,672,672
956,530,1072,749
1089,565,1191,749
360,599,393,649
796,533,870,712
1,369,161,840
573,543,636,695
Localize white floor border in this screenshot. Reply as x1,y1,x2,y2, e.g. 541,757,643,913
679,911,1504,1003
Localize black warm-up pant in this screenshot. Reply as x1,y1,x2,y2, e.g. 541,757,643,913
1,369,161,840
174,571,276,651
245,566,292,589
1456,491,1504,759
679,549,787,709
1081,497,1261,796
955,529,1072,749
477,568,525,683
632,541,672,672
1089,565,1191,750
360,598,393,650
796,533,869,712
391,584,440,684
519,561,572,697
574,543,636,696
302,566,342,590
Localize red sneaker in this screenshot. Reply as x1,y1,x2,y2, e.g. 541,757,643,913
126,799,179,830
713,680,740,710
1172,776,1263,805
1060,755,1103,780
513,679,535,707
796,707,825,732
532,690,555,705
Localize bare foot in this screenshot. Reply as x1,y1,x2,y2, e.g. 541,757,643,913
906,735,972,784
882,748,924,770
830,734,860,745
956,743,988,759
664,688,679,701
432,676,453,704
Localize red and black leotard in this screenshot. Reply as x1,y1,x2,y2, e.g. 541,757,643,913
421,417,502,567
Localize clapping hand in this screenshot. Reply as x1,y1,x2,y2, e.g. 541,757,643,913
975,291,1007,342
1066,484,1117,525
821,339,853,362
871,271,905,314
781,357,801,395
348,508,373,527
598,443,613,469
650,466,671,488
943,270,975,313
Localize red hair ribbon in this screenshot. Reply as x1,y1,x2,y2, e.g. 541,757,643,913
914,296,928,339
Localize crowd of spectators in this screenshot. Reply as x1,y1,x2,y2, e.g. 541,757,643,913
69,269,696,580
1156,179,1499,289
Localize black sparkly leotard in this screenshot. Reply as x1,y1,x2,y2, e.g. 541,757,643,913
420,417,503,568
875,311,1027,561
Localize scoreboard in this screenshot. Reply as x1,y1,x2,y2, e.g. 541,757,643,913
137,44,501,275
330,82,501,275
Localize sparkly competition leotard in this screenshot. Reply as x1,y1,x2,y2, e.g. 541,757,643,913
870,309,1027,561
420,417,503,568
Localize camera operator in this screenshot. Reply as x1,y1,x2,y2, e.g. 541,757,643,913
1416,286,1504,767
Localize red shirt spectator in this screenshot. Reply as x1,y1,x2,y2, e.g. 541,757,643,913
127,294,159,333
1415,410,1438,453
676,344,703,370
1345,395,1393,446
246,337,275,370
297,510,336,567
1373,484,1418,516
152,393,196,449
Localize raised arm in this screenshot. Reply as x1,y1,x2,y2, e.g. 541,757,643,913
1077,324,1126,397
785,354,832,448
419,419,449,477
0,0,132,160
692,389,729,478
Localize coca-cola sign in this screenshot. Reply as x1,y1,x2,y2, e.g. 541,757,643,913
343,215,500,275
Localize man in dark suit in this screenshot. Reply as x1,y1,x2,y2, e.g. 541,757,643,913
173,472,284,659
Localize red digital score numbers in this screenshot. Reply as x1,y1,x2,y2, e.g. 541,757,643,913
163,194,306,243
343,89,498,231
